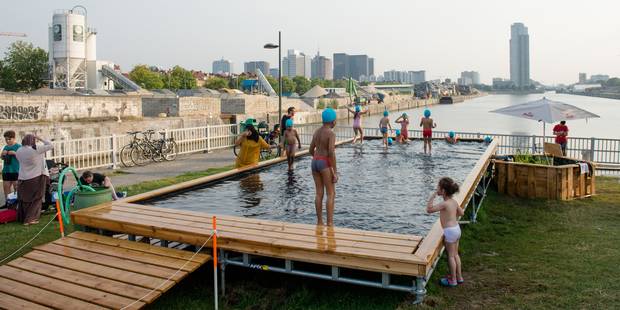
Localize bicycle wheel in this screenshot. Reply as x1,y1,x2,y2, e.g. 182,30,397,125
150,142,164,162
163,140,178,161
120,145,134,167
130,145,148,166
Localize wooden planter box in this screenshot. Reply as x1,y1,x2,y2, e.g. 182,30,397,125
494,155,595,200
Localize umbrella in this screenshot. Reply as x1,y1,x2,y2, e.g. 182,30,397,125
490,97,600,137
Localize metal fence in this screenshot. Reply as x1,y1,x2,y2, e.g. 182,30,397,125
2,123,619,171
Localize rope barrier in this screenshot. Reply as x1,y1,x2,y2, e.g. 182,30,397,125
120,232,215,310
0,213,58,264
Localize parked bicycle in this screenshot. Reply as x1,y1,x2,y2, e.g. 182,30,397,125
120,130,178,167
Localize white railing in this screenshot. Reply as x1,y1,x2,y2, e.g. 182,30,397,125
2,123,619,171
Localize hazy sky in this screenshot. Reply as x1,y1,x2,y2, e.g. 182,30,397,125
1,0,619,85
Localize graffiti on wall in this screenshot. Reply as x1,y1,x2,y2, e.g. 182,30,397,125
0,106,41,120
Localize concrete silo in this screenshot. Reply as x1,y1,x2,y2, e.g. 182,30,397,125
49,6,93,90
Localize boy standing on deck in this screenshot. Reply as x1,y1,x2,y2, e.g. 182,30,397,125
309,108,338,226
420,109,436,154
2,130,21,205
281,119,301,171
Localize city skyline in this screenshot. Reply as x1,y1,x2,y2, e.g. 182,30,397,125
1,0,619,85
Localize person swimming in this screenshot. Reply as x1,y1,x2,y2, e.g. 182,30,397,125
281,119,301,171
446,131,458,144
420,109,436,154
309,108,338,226
395,113,410,141
379,110,392,149
348,104,368,144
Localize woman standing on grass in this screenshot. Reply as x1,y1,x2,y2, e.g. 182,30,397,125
15,134,53,225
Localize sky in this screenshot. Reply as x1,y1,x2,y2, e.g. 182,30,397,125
1,0,619,85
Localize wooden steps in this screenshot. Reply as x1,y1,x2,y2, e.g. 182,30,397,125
72,202,426,276
0,231,210,309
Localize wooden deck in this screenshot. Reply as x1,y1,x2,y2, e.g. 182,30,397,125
73,202,427,276
0,231,210,310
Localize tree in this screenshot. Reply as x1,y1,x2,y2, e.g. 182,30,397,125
333,79,347,88
204,77,228,90
0,41,48,92
266,75,278,92
281,76,296,93
128,65,164,89
164,65,196,90
292,76,311,95
606,77,620,87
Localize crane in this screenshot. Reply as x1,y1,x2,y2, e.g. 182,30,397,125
0,32,27,37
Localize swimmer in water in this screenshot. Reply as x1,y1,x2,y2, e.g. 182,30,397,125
281,119,301,171
379,110,393,149
347,104,368,144
395,113,410,142
309,108,338,226
446,131,458,144
420,109,436,154
426,177,464,287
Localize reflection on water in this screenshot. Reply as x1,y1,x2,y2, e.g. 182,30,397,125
148,140,486,235
357,92,616,138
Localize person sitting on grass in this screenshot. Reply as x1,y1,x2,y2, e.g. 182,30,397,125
80,171,125,200
446,131,458,144
426,177,464,287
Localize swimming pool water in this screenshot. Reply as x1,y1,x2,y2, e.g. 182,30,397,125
145,140,487,235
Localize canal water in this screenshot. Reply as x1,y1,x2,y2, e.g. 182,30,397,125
355,93,618,139
146,140,487,235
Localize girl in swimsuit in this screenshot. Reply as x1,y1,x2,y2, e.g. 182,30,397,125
395,113,410,141
426,177,464,287
347,104,368,144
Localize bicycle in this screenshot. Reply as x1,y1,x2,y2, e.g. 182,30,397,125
122,130,178,166
120,131,142,167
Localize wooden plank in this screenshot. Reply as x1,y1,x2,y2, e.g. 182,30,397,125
0,291,52,310
90,208,418,255
52,237,201,272
0,265,143,310
75,211,423,263
0,276,107,310
109,202,422,243
68,231,210,264
24,250,175,291
33,243,186,281
507,163,516,197
527,166,536,198
7,258,161,303
496,160,506,193
547,167,555,199
567,167,574,198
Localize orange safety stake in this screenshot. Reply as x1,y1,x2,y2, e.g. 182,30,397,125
55,199,65,238
212,216,219,310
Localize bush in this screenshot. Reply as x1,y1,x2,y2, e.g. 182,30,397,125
329,99,339,109
317,99,326,109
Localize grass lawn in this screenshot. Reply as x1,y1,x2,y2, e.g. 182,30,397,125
1,171,619,309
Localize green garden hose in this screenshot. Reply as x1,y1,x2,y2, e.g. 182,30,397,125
57,167,95,225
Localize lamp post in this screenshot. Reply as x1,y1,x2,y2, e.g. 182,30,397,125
264,31,282,140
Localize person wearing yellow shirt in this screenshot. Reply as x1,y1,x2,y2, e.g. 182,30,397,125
235,124,271,168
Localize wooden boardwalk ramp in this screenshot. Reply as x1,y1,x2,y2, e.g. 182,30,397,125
0,231,210,310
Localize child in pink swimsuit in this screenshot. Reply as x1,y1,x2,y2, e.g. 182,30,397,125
348,104,367,144
395,113,410,141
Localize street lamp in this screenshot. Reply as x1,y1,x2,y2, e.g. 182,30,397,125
264,31,282,143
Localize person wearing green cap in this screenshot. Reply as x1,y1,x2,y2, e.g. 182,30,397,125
379,110,393,150
281,119,301,171
309,108,338,226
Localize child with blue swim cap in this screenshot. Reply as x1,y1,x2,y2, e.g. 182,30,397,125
310,108,338,226
379,109,392,149
347,104,368,144
446,130,458,144
281,118,301,171
420,108,436,154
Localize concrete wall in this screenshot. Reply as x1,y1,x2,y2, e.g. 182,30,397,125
142,96,221,118
0,116,223,141
221,94,313,115
0,93,141,122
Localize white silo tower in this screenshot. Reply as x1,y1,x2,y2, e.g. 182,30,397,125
49,6,94,90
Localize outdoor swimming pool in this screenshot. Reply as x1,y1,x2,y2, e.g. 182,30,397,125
145,140,488,235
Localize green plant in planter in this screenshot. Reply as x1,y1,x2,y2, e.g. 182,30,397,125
317,99,326,109
513,150,553,165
